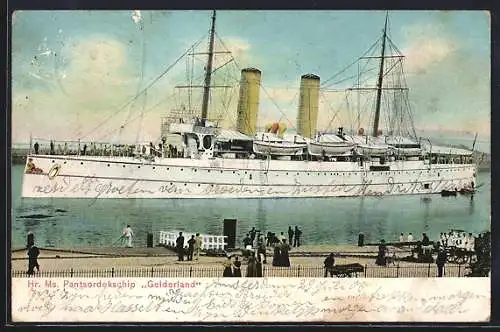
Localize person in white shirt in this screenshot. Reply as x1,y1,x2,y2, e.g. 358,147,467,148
467,233,475,252
123,225,134,248
399,233,405,243
407,233,414,242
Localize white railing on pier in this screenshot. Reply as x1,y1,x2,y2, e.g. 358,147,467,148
158,231,228,251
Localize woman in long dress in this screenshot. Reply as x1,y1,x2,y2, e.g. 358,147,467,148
280,239,291,267
272,245,281,266
246,255,257,277
255,254,263,277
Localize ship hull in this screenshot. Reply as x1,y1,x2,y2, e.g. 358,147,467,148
21,155,477,199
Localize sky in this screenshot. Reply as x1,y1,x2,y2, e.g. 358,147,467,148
11,10,490,151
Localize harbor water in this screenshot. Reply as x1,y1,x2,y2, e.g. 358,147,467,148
11,165,490,248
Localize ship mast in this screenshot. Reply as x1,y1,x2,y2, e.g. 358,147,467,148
372,13,388,137
201,10,216,124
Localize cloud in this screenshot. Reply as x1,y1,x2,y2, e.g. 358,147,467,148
402,23,459,75
398,23,490,137
215,37,251,69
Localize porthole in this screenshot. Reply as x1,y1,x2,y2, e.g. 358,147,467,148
107,164,110,167
181,168,183,171
167,168,170,170
63,161,67,164
170,182,173,185
296,173,299,175
123,165,126,168
138,166,141,169
286,172,289,175
52,160,55,163
245,171,248,174
330,173,333,175
307,173,310,175
194,169,197,172
152,167,156,169
184,183,187,186
198,184,200,187
220,170,223,173
80,162,83,165
232,171,235,174
208,170,211,173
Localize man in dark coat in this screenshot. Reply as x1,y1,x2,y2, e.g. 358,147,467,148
288,226,294,245
249,227,257,244
233,256,242,277
294,226,302,247
176,232,185,261
27,244,40,275
223,256,233,277
436,246,447,277
375,240,387,266
243,234,252,247
34,142,39,154
187,235,196,261
324,253,335,277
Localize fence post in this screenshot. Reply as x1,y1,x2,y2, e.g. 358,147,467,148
364,264,367,278
297,265,301,278
396,263,399,278
189,266,193,278
70,268,73,278
458,264,461,277
112,267,115,278
151,266,154,278
427,263,431,277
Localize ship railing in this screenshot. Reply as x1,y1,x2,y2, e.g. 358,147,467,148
158,231,228,251
26,138,173,158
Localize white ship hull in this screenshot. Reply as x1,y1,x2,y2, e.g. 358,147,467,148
21,155,476,199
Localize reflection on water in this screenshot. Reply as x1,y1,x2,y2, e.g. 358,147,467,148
11,165,491,248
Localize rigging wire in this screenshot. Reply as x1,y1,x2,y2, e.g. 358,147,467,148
95,90,178,142
320,37,381,89
77,36,206,140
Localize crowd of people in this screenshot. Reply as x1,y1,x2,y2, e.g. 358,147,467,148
31,139,186,159
175,232,203,261
438,231,475,252
222,254,264,277
242,226,303,249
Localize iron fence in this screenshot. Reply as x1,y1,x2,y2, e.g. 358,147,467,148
12,263,469,278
